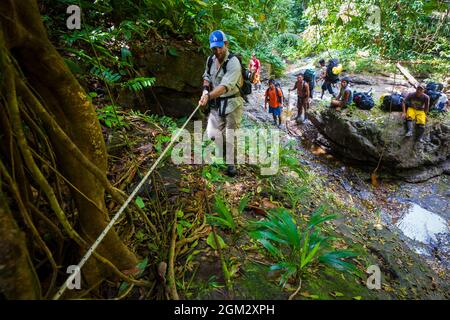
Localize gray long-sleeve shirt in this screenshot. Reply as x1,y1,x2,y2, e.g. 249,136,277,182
203,51,244,115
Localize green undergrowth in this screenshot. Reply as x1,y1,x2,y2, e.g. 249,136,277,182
312,48,448,81
183,119,375,300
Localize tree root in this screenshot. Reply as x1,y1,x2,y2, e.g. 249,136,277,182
288,278,302,300
0,160,57,299
0,10,149,296
167,212,180,300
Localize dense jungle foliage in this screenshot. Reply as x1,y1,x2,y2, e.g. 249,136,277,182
42,0,449,78
0,0,448,301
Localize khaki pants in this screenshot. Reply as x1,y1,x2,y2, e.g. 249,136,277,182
206,106,243,164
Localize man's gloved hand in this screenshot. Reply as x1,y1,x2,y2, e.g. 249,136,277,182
199,90,209,108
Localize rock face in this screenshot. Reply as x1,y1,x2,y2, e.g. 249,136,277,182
120,44,206,118
307,106,450,182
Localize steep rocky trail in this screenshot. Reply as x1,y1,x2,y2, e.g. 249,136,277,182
243,63,449,283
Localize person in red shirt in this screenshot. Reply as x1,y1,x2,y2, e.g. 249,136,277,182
249,53,261,91
265,79,283,126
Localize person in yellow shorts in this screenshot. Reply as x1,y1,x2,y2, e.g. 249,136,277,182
402,85,430,142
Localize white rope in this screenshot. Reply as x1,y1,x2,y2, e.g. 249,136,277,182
53,104,201,300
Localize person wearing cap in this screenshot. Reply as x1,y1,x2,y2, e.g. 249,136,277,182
330,77,353,111
402,85,430,142
265,79,283,127
249,53,261,91
199,30,244,177
289,73,310,123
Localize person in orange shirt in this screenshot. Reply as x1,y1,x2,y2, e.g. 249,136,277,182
265,79,283,126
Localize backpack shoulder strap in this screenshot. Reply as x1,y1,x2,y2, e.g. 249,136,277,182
207,55,214,76
223,53,238,75
276,88,282,97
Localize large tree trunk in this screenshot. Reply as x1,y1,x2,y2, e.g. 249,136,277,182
0,192,41,300
0,0,138,298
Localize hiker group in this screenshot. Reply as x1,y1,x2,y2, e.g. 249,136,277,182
198,30,448,176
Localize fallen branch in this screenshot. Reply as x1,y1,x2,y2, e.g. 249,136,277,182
396,63,419,88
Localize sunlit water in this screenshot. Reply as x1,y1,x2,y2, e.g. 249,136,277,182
397,203,449,244
396,203,449,244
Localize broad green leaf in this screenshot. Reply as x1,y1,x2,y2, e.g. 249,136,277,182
238,195,249,214
206,232,227,250
135,196,145,209
301,242,321,269
136,257,148,274
258,239,283,259
118,281,129,295
176,224,183,239
206,215,233,230
168,47,178,57
319,250,359,274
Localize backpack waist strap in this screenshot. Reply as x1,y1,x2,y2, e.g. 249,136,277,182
209,93,241,117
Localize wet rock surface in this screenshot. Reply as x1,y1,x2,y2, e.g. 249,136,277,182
241,67,449,298
307,106,449,182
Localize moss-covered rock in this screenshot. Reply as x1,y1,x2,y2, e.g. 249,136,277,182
132,44,205,117
307,105,449,182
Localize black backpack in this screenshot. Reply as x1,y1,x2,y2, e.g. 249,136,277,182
326,58,339,83
427,90,441,107
425,82,444,107
303,69,316,83
426,82,444,93
207,53,252,97
353,90,374,110
275,80,285,103
381,93,404,112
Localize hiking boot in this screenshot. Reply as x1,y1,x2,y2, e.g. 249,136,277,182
226,165,237,177
405,120,413,137
416,125,426,143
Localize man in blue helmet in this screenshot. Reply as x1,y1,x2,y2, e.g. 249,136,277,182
199,30,244,177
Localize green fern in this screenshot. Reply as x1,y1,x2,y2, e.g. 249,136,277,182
249,207,358,287
122,77,156,92
90,66,121,83
206,196,237,232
